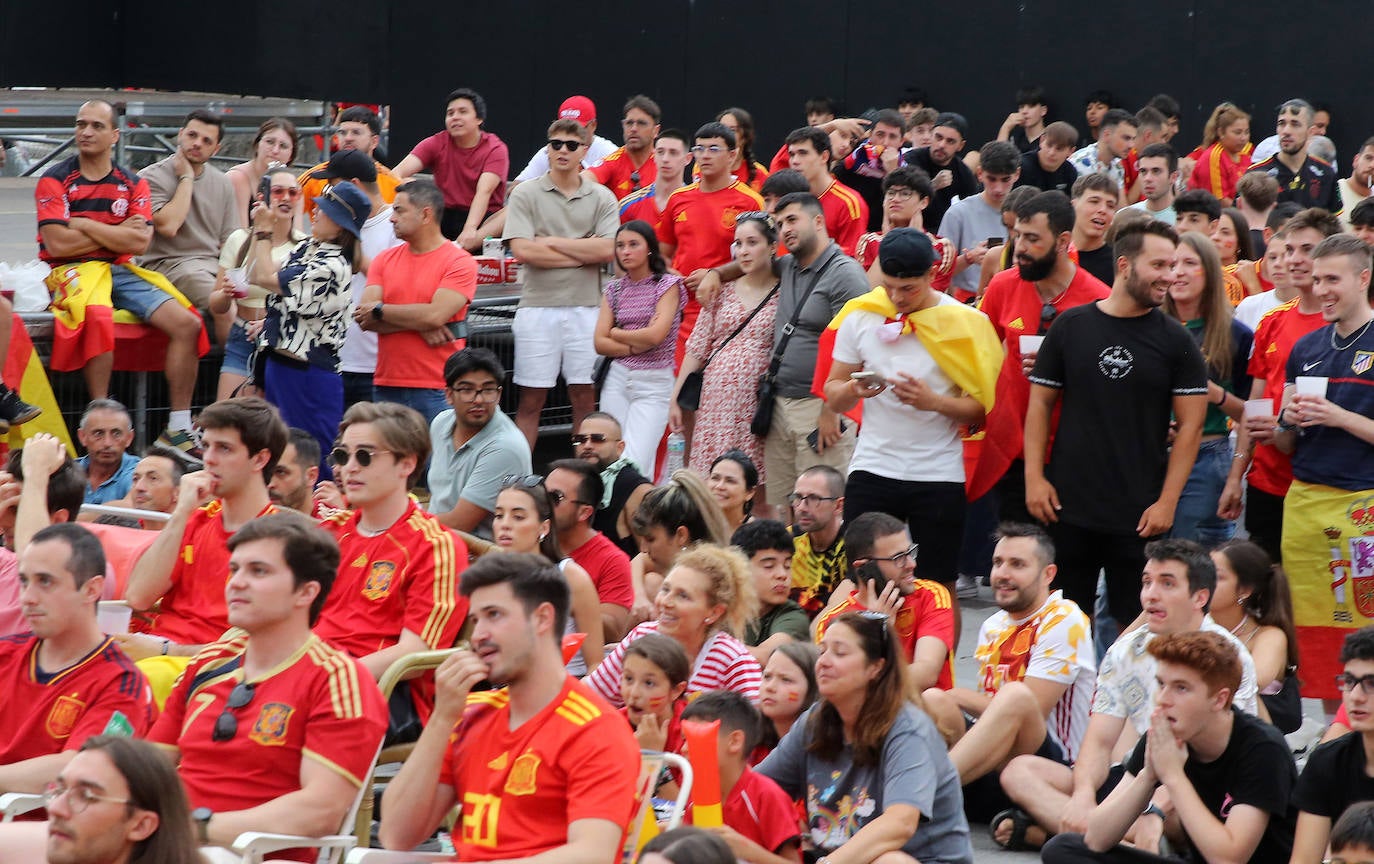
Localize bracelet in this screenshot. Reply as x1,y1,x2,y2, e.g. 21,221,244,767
1213,389,1226,406
1232,452,1248,460
160,639,170,656
178,175,194,183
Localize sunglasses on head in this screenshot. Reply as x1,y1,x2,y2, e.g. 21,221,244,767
547,139,584,151
736,211,775,228
856,610,892,655
329,446,393,468
212,681,256,742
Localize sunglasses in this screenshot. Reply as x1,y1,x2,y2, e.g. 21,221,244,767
1039,302,1059,335
502,473,545,490
322,185,360,222
857,610,892,656
212,681,257,742
329,446,394,468
270,186,301,200
736,211,775,228
630,171,641,188
547,139,585,151
571,433,610,445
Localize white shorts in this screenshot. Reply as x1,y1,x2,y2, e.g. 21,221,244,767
512,305,600,388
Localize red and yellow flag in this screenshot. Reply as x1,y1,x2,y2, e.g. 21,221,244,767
6,313,74,453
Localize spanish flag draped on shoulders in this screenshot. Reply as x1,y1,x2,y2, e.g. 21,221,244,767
810,231,1002,495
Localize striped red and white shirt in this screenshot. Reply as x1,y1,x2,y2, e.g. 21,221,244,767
587,620,762,707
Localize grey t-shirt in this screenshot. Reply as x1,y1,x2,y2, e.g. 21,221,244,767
503,174,619,308
939,195,1006,296
773,243,870,397
139,156,238,265
757,704,973,864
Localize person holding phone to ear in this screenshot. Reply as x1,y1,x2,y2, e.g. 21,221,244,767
812,511,956,692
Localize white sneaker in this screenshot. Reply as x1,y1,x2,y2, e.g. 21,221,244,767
955,574,979,600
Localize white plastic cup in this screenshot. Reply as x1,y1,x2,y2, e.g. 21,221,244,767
1019,335,1044,355
1296,376,1329,398
1244,398,1271,418
96,603,132,635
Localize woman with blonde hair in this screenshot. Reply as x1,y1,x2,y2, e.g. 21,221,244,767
1187,102,1252,201
586,541,762,706
1164,231,1253,546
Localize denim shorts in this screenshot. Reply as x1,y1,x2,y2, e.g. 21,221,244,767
220,320,256,377
111,264,177,320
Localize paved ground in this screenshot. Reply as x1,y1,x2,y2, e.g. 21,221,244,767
0,178,39,267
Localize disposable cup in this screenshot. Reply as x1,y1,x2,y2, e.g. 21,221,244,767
1295,376,1328,398
1019,335,1044,355
96,603,132,635
1243,399,1271,418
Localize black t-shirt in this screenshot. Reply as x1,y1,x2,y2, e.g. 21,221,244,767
1016,152,1078,195
1029,303,1208,532
1124,710,1296,864
1294,732,1374,821
1076,244,1116,286
1010,126,1041,155
902,147,979,233
1247,155,1342,215
594,464,650,558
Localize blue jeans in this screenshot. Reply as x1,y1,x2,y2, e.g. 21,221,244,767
374,386,448,427
1170,437,1236,549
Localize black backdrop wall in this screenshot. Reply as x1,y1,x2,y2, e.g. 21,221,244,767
3,0,1367,169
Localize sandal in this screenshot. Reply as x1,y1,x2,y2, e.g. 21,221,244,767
990,807,1034,851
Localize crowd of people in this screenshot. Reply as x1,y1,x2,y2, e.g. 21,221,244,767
0,82,1373,864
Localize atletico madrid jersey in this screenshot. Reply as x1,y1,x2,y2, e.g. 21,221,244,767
0,634,153,762
439,676,640,861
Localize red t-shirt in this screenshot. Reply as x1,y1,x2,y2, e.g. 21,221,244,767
1246,299,1326,496
566,531,633,610
768,143,790,174
618,187,662,226
617,698,687,754
696,767,802,858
591,147,657,201
35,156,153,264
368,242,479,388
0,635,154,762
818,180,869,257
151,633,386,862
813,581,956,689
408,130,509,214
152,501,278,646
439,677,640,861
856,230,957,291
977,266,1112,460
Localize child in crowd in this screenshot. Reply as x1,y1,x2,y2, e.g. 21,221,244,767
755,641,820,761
1329,803,1374,864
682,690,804,864
620,633,691,754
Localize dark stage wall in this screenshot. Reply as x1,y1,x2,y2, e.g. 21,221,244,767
3,1,1368,171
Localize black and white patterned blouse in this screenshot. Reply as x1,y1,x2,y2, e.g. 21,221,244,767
262,239,352,371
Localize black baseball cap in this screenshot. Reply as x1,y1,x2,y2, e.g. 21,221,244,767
879,228,937,278
307,149,377,183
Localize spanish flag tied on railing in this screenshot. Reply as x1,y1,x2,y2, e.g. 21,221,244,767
5,313,73,453
44,261,208,372
810,286,1003,495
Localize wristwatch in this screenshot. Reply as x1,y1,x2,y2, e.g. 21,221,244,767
371,303,384,321
1142,803,1166,821
1276,407,1299,433
191,807,213,843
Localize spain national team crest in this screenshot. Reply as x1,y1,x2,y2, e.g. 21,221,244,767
46,695,85,740
504,751,541,796
249,702,294,746
363,561,397,601
720,205,745,229
1353,351,1374,375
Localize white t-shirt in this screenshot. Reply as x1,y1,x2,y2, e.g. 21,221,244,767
339,207,403,374
831,293,967,483
1093,615,1260,735
1235,290,1284,333
513,134,616,183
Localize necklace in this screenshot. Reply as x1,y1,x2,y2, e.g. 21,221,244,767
1331,316,1374,351
1229,614,1257,644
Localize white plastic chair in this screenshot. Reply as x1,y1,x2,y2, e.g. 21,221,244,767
0,791,43,822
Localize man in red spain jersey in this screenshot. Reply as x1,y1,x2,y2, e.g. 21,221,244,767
785,126,869,258
813,512,955,691
121,398,286,659
657,122,766,362
1226,208,1341,561
317,401,467,716
149,511,386,857
589,95,660,201
0,523,153,795
379,552,640,862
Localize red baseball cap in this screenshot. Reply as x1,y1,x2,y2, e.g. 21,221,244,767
558,96,596,124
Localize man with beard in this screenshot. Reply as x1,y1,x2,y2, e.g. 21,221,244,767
266,428,319,515
1247,99,1342,215
544,458,632,642
573,412,653,561
902,112,978,233
377,553,640,862
972,191,1110,522
1024,221,1207,627
588,95,661,200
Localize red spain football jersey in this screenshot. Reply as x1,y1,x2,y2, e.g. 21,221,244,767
1246,300,1325,496
813,580,956,689
656,181,766,277
817,180,869,258
592,147,657,201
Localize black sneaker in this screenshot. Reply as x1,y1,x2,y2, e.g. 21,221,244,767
0,388,41,427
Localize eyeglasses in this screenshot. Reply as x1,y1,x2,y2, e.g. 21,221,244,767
857,610,892,656
622,118,654,128
867,544,919,565
449,385,502,402
329,446,395,468
691,145,729,155
1039,302,1059,335
571,433,610,445
547,139,585,151
787,493,839,507
43,781,130,814
1334,673,1374,694
212,681,257,742
1324,858,1374,864
884,188,918,201
270,186,302,200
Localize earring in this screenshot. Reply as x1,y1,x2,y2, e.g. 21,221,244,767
539,533,547,541
1237,595,1248,606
